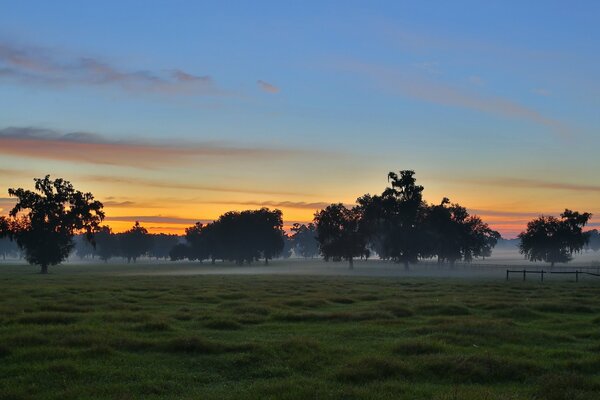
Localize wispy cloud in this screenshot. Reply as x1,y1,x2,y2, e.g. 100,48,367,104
462,177,600,193
257,79,280,94
0,40,218,95
468,209,545,219
204,200,333,210
414,61,440,75
0,126,312,168
337,60,569,136
532,88,551,96
468,75,484,86
105,215,203,225
85,175,307,197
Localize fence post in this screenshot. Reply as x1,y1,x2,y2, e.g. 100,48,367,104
576,270,579,282
541,270,544,282
523,269,526,281
506,270,509,281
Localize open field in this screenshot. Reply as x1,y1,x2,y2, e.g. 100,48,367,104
2,262,600,399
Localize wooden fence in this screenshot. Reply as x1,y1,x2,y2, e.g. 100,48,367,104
506,269,600,282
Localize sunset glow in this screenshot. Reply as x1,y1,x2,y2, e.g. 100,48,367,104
1,2,599,238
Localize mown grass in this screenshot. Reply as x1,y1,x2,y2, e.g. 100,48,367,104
1,263,600,399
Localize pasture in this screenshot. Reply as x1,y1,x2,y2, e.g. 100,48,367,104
1,261,600,399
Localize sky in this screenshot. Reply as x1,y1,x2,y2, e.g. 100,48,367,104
0,1,599,238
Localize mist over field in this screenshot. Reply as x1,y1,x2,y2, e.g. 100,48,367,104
2,1,600,399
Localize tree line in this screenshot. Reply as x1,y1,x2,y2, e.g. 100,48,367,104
314,171,502,268
0,173,594,273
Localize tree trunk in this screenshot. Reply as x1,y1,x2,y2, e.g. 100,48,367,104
265,258,269,265
348,257,354,269
40,264,48,274
211,258,216,265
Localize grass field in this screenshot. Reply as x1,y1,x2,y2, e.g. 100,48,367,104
1,262,600,399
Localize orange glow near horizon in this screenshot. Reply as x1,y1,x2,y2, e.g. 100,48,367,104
2,170,600,239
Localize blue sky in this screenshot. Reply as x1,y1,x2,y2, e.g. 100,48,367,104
1,1,599,236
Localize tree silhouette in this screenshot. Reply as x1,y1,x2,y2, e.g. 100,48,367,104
0,236,20,260
149,233,179,260
291,223,319,258
252,208,285,265
74,234,96,260
184,222,210,262
0,176,104,273
118,221,153,263
586,229,600,252
169,243,190,261
314,203,367,269
425,199,500,265
175,208,285,265
519,210,591,267
95,226,116,262
358,171,427,269
279,234,293,259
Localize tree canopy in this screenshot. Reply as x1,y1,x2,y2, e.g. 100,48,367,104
119,221,153,263
314,203,368,268
316,171,500,269
174,208,285,265
0,176,104,273
519,210,592,267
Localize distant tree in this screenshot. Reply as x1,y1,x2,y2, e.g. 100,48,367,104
73,234,96,260
587,229,600,252
150,233,179,260
291,223,319,258
519,210,592,267
314,203,368,269
95,226,116,262
0,176,104,273
177,208,284,265
169,243,190,261
0,236,19,260
278,234,293,259
118,221,153,263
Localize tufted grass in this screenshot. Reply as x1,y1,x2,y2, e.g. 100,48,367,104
1,262,600,399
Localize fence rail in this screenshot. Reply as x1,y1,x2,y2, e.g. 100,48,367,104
506,269,600,282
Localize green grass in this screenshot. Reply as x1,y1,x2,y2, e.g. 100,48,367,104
1,263,600,399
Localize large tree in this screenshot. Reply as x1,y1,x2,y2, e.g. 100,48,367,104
184,222,210,262
358,171,428,269
519,210,592,267
314,203,367,269
0,176,104,273
425,199,500,265
251,208,285,265
176,208,285,265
